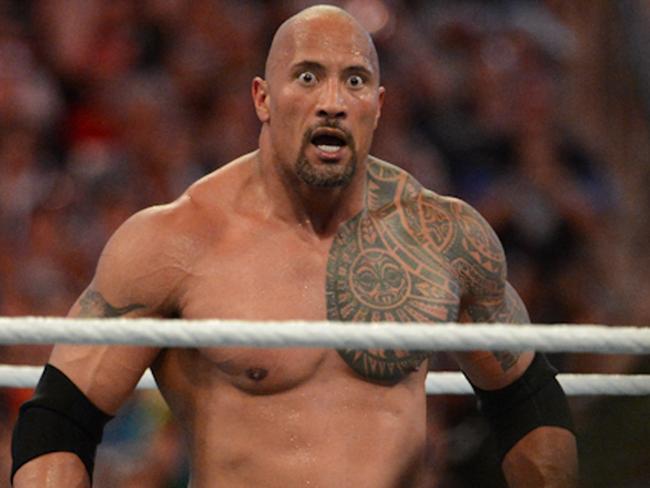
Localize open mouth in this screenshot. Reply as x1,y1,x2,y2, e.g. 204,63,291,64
310,128,348,155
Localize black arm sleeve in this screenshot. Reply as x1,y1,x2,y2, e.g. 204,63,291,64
470,353,575,460
11,364,113,484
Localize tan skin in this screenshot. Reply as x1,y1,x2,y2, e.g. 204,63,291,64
13,6,577,488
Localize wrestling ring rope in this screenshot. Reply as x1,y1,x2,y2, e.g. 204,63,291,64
1,317,649,396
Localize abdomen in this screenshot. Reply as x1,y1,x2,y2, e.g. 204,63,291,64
156,351,429,488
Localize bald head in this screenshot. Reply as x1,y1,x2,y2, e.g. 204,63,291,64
251,4,385,186
264,5,380,82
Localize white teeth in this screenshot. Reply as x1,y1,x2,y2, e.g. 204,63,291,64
317,144,341,153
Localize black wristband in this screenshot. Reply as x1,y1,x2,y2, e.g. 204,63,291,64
11,364,113,483
470,353,574,460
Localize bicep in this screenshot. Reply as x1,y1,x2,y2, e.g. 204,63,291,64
48,210,171,411
453,283,534,390
460,282,530,324
47,207,188,412
49,286,161,414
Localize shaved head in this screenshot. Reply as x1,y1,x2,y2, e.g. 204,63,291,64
252,4,385,191
264,5,380,82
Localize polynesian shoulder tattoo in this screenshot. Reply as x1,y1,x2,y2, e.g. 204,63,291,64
78,288,146,318
327,159,526,381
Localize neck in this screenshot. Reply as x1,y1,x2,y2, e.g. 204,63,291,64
254,148,367,237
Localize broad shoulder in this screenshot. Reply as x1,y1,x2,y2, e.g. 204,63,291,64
101,195,208,263
126,151,253,245
183,152,253,214
98,152,253,272
88,158,251,314
88,196,204,314
367,156,506,294
419,192,507,300
366,155,456,222
365,156,420,213
366,156,450,215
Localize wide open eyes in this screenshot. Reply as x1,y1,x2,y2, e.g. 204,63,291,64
346,74,365,89
296,71,367,90
297,71,317,86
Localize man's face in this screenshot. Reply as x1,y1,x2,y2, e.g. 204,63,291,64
256,14,384,188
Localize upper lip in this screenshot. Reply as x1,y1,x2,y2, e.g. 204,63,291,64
310,127,348,146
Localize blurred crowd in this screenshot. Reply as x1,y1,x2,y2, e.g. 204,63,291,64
0,0,648,487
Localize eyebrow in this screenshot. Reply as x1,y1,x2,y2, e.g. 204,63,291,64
290,60,327,75
343,65,374,79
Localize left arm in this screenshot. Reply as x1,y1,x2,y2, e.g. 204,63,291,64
455,284,577,488
447,199,577,487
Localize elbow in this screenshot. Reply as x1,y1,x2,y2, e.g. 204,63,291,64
502,427,578,488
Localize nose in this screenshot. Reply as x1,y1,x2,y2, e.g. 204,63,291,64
316,78,347,120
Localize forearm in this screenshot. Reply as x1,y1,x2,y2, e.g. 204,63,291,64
12,452,90,488
502,427,578,488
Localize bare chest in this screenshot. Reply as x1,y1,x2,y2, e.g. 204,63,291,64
180,231,329,320
173,211,462,386
180,212,461,321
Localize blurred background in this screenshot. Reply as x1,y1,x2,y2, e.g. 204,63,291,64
0,0,648,486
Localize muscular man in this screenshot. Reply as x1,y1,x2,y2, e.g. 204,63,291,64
11,5,577,487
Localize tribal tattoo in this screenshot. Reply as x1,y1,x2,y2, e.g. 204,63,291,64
327,159,526,381
491,284,529,371
327,161,455,382
78,288,146,318
463,283,529,371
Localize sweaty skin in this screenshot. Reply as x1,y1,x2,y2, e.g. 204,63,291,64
13,5,577,488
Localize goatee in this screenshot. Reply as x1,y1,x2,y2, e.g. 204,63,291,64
295,122,357,188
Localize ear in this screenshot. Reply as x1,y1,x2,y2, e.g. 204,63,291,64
252,77,270,123
374,86,385,129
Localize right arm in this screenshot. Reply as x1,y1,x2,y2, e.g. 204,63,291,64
12,205,189,487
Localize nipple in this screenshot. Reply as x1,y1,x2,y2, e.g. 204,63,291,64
246,368,268,381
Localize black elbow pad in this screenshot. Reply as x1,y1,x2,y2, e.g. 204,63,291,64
470,353,574,460
11,364,113,483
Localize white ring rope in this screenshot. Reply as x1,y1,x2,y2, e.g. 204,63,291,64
0,317,649,353
423,372,650,396
0,366,647,396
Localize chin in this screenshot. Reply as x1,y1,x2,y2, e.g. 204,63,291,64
295,156,356,189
